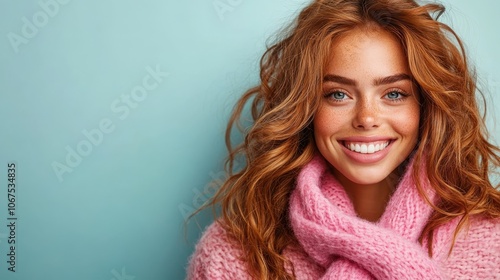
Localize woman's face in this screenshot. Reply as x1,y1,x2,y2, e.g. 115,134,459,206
314,27,420,188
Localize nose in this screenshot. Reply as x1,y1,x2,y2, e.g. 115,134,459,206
352,99,380,129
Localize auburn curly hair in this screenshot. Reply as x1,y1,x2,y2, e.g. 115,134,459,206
196,0,500,279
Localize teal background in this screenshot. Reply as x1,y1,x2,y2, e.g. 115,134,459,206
0,0,498,279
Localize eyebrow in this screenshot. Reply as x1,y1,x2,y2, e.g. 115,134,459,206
323,73,412,86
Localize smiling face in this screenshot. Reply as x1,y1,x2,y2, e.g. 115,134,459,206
313,26,420,189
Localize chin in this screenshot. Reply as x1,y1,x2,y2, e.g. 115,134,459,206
347,175,389,186
331,163,398,187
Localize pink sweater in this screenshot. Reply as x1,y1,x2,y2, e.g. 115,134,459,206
187,156,500,279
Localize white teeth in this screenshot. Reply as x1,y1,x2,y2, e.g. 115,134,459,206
361,145,368,154
367,144,375,153
344,141,390,154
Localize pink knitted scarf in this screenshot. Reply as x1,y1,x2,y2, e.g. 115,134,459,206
289,155,454,279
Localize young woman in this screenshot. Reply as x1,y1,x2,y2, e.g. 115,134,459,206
187,0,500,279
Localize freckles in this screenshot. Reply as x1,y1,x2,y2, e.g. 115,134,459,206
396,106,420,133
315,107,346,130
409,104,421,124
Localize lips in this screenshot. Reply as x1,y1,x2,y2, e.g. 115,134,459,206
336,137,394,164
343,140,390,154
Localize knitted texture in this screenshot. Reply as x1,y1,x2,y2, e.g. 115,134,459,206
187,156,500,279
289,155,448,279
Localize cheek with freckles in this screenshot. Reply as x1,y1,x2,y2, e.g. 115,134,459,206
314,106,349,134
392,104,420,142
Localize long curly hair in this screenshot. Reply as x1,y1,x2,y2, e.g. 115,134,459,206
201,0,500,278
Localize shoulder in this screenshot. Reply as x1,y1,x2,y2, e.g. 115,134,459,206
186,221,323,279
283,246,325,279
186,221,252,280
444,215,500,278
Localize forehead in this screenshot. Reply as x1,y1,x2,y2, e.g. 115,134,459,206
325,27,410,77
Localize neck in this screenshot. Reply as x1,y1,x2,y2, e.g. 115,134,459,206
333,169,397,222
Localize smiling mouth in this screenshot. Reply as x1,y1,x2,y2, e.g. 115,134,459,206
342,140,391,154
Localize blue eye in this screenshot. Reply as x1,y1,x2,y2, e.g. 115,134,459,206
385,90,407,100
323,90,350,103
329,91,347,100
386,91,401,99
